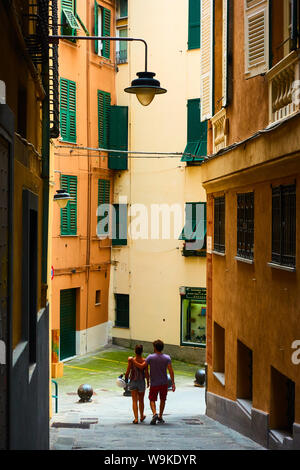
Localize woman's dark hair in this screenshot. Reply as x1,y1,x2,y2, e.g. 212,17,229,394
135,344,143,356
153,339,164,352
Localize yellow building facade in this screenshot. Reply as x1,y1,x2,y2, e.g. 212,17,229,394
109,0,207,363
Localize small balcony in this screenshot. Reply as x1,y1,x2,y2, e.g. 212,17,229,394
267,50,300,125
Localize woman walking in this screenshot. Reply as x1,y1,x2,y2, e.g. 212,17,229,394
125,344,149,424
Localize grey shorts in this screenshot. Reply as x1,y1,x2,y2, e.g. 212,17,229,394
128,379,146,393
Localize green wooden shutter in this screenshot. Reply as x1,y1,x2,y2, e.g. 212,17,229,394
188,0,201,50
60,78,76,143
179,202,206,241
60,289,76,360
60,175,77,235
182,99,207,162
61,0,78,39
108,106,128,170
102,8,111,58
94,0,99,54
97,179,110,236
98,90,111,148
112,204,127,246
115,294,129,328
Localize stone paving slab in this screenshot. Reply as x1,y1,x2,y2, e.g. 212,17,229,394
50,385,265,451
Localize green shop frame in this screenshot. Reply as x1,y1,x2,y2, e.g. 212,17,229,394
180,287,206,347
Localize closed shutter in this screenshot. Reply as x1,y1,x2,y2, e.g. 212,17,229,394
97,179,110,236
98,90,111,148
94,0,99,54
60,289,76,360
60,78,76,143
188,0,201,50
182,99,207,162
179,202,207,242
102,8,111,58
222,0,229,107
245,0,269,77
200,0,214,121
112,204,128,246
108,106,128,170
60,175,77,235
115,294,129,328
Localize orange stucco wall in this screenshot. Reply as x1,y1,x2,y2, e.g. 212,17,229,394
51,0,116,343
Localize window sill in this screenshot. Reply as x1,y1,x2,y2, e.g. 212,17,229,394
95,303,101,307
267,262,296,272
213,372,225,386
212,250,226,257
60,235,78,238
235,256,254,265
113,325,130,329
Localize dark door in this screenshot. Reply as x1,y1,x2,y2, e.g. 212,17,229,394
60,289,76,360
0,136,9,449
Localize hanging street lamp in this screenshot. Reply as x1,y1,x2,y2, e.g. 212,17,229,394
53,189,73,208
49,35,167,106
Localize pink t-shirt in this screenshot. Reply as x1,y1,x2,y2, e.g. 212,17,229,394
146,353,171,386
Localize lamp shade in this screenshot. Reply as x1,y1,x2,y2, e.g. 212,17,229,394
53,189,73,208
124,71,167,106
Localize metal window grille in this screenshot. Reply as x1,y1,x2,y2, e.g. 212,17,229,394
272,184,296,267
237,192,254,260
214,196,225,253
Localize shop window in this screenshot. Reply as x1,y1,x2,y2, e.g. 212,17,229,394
237,340,253,403
270,367,295,435
180,287,206,347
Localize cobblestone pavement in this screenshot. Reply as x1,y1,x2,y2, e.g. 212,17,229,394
50,384,265,450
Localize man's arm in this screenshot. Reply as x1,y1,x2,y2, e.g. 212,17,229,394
132,357,147,369
167,363,176,392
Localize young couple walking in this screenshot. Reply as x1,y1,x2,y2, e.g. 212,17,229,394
125,339,176,425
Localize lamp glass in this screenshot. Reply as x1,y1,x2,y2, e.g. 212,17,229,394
56,199,69,209
136,90,156,106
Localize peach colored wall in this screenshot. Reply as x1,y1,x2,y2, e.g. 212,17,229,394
51,0,116,346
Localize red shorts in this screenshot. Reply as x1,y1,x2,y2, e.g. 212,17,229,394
149,384,168,402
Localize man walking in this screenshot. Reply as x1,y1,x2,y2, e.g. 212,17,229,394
132,339,175,425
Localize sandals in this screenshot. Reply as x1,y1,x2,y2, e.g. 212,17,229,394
132,419,139,424
140,415,146,422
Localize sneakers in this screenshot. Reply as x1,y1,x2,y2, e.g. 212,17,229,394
150,414,158,425
157,417,165,424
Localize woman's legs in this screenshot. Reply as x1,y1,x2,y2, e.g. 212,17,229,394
131,390,139,423
138,392,146,421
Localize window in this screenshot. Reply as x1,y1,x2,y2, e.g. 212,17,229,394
270,367,295,434
179,202,207,256
112,204,127,246
213,322,225,385
116,28,128,64
61,0,80,40
244,0,269,77
213,196,225,253
271,184,296,268
284,0,300,55
97,178,110,237
95,290,101,305
117,0,128,19
188,0,201,50
108,105,128,170
181,288,206,347
181,99,208,163
237,341,253,403
60,78,76,143
94,1,111,58
115,294,129,328
98,90,111,148
60,175,77,236
237,192,254,260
